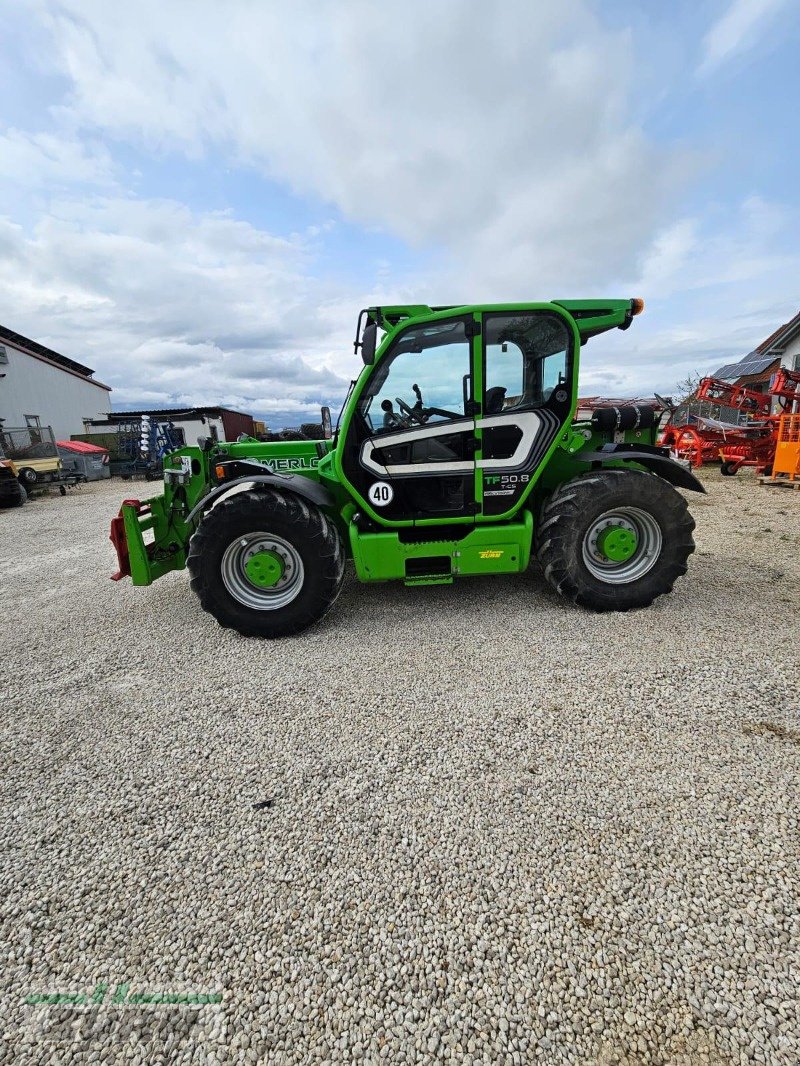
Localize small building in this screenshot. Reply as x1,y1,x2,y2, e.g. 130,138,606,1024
81,406,257,447
714,310,800,392
0,324,112,439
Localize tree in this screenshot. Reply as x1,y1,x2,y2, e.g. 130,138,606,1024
674,370,704,405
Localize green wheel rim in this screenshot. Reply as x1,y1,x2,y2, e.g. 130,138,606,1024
221,532,304,610
596,525,638,562
582,507,662,584
244,549,284,588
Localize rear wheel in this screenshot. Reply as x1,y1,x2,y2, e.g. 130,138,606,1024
187,488,345,637
535,470,696,611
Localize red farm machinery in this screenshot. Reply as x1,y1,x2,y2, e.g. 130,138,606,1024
659,367,800,475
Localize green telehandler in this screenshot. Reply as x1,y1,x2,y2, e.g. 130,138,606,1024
110,299,702,637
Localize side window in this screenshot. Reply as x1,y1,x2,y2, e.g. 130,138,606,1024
484,313,570,412
485,338,524,414
359,320,471,435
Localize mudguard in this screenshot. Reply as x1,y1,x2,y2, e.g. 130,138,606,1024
573,443,706,493
185,473,336,524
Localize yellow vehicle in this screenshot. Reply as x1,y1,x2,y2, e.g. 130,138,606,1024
0,424,78,497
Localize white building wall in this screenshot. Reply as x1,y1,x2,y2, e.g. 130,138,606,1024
781,334,800,371
0,340,111,439
82,415,226,445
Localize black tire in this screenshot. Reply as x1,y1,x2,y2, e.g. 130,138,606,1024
187,488,345,637
0,482,25,508
534,470,696,611
720,461,737,476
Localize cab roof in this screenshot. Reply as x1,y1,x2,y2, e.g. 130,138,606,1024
366,299,643,343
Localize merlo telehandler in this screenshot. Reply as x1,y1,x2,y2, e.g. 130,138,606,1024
110,300,702,637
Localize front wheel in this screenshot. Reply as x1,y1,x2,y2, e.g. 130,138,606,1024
720,460,738,476
187,488,345,637
535,470,696,611
0,482,26,508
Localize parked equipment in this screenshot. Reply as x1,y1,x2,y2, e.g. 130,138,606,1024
57,439,111,481
660,368,800,475
0,425,84,496
110,299,704,637
767,414,800,485
0,443,26,507
114,416,183,480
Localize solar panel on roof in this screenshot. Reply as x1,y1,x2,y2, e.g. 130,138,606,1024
713,353,778,379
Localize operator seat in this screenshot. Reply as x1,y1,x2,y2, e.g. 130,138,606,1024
485,387,507,415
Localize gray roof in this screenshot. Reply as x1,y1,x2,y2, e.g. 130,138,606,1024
713,352,779,380
0,323,94,377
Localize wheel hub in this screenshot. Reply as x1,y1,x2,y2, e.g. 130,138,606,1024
244,549,284,588
581,507,662,585
596,524,638,562
220,532,304,610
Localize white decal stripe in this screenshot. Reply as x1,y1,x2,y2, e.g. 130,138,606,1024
377,460,472,476
361,409,552,477
360,418,475,477
477,411,542,470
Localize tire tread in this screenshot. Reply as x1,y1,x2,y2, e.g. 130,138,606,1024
187,488,345,637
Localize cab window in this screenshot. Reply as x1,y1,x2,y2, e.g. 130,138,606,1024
358,320,471,435
484,313,570,414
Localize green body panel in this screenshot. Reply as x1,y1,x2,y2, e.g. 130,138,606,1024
217,437,331,475
112,298,655,589
349,510,534,584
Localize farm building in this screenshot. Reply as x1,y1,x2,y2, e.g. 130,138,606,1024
0,324,112,439
80,406,257,448
715,309,800,393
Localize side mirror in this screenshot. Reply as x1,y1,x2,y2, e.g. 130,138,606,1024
361,321,377,365
320,406,332,439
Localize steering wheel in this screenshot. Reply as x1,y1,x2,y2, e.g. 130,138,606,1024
396,397,426,424
381,399,411,430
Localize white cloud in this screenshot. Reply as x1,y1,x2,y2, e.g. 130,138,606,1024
582,196,800,396
0,128,115,187
0,0,795,419
32,0,689,290
698,0,793,75
0,197,364,425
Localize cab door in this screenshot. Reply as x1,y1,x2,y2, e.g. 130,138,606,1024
342,315,480,523
478,310,575,518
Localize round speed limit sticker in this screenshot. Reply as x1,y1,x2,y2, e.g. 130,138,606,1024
368,481,394,507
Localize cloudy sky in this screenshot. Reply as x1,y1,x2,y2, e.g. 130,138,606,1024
0,0,798,426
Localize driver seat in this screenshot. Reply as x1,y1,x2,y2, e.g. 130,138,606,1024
485,386,507,415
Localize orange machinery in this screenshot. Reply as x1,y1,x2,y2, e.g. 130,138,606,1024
772,414,800,481
660,369,800,474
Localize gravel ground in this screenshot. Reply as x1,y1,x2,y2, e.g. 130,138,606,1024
1,471,798,1065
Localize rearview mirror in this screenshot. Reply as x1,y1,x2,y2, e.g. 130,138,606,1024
321,406,332,439
361,321,377,365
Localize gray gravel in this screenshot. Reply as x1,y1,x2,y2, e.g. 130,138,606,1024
1,472,799,1065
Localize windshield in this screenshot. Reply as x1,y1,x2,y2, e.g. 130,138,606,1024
358,320,470,434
